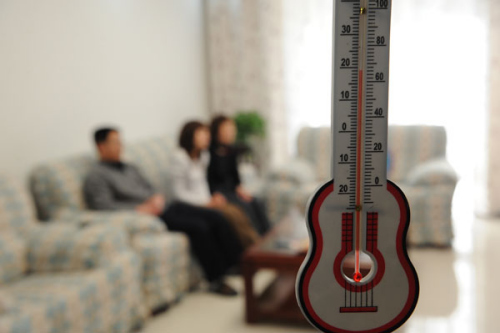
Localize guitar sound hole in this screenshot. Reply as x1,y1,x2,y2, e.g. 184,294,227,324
341,251,375,283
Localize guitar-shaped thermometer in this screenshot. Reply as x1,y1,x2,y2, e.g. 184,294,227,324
296,0,419,332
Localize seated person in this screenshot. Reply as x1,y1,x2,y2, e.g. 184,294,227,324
171,121,259,249
84,127,242,296
208,115,271,235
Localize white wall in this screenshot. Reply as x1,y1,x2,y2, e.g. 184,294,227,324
0,0,208,180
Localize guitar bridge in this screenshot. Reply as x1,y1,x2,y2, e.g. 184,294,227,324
340,306,378,313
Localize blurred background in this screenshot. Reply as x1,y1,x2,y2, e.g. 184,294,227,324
0,0,498,332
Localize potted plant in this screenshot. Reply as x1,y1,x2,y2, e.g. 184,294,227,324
233,111,266,144
233,111,267,171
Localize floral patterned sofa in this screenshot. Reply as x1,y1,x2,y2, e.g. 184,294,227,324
0,174,145,333
29,136,199,314
261,125,458,247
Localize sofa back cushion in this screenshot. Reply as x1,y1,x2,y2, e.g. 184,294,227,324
30,155,95,220
123,136,174,197
0,232,27,285
0,175,36,235
388,126,447,182
297,127,331,182
295,126,447,184
30,136,174,220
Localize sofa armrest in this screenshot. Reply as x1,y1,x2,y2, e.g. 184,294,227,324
264,158,317,185
238,162,264,196
26,223,129,273
0,232,27,285
406,158,458,186
53,208,166,235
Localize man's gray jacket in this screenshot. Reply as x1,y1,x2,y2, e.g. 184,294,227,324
84,161,155,210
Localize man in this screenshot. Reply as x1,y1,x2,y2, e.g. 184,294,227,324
84,127,242,295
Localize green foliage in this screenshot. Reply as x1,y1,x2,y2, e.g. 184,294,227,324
233,111,266,143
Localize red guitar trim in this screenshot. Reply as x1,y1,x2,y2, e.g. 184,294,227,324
298,180,419,333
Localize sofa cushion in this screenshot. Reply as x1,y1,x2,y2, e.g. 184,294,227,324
0,250,144,333
296,127,331,182
26,224,129,273
30,155,95,220
124,136,174,197
0,232,27,286
132,232,191,310
0,291,12,315
406,158,458,186
53,208,166,235
30,136,174,221
388,126,447,182
266,158,316,185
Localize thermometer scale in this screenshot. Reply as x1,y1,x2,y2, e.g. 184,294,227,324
296,1,419,332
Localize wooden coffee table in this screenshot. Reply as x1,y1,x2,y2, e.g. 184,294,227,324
242,211,310,324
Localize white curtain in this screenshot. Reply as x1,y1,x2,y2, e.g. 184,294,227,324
482,1,500,216
205,0,287,169
282,0,333,153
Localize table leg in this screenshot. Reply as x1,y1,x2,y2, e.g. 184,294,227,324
243,263,258,323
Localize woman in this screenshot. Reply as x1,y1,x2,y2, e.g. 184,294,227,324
208,115,271,235
171,121,259,250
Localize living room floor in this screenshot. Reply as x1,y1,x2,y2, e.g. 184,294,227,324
140,183,500,333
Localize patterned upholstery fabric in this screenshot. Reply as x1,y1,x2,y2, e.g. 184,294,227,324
29,136,200,311
29,137,174,221
0,251,144,333
132,233,191,310
0,233,27,285
261,181,320,228
0,173,145,333
401,184,456,247
52,209,166,235
296,127,331,182
388,126,448,182
123,137,174,197
29,155,95,221
26,224,129,273
0,176,37,235
262,126,457,246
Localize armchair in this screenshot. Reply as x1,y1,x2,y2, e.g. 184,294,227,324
261,126,458,246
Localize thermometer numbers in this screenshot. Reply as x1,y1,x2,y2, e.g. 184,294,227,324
333,0,391,209
341,58,351,67
341,25,352,34
375,0,388,9
341,90,351,99
373,142,383,151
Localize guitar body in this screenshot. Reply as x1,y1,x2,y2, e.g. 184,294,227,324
296,180,419,333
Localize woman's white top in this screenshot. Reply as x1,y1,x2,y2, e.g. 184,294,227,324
170,148,211,206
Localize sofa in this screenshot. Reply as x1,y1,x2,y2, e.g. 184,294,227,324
29,136,199,314
0,174,145,333
261,125,458,247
